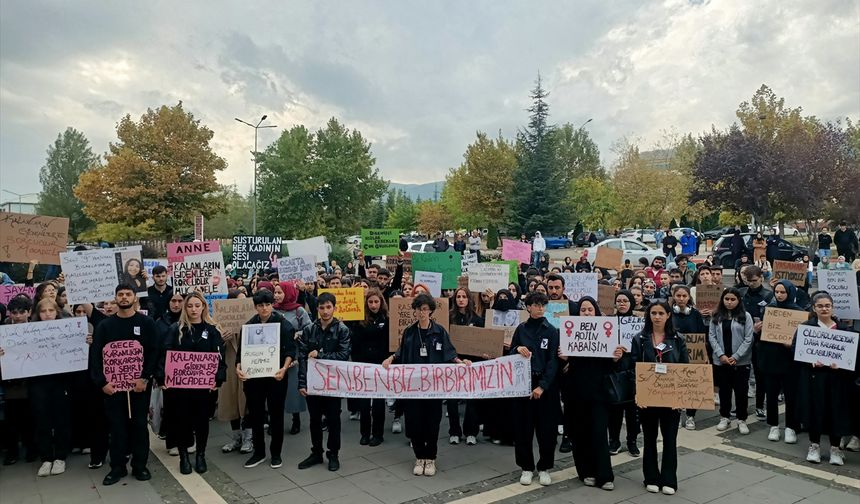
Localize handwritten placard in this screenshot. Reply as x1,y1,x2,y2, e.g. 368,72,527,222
773,260,807,287
414,271,443,297
171,251,228,296
501,239,532,264
212,298,256,337
594,247,623,270
277,255,317,283
761,307,808,344
635,362,715,409
164,351,219,389
232,235,282,271
306,355,531,399
467,263,510,293
0,212,69,265
489,260,519,283
619,316,645,351
412,252,462,289
0,317,89,379
318,287,365,321
559,316,618,357
817,269,860,319
794,325,858,371
388,296,449,351
559,273,598,302
360,229,400,256
448,325,506,359
61,246,146,304
0,284,36,305
240,324,280,378
103,340,143,391
684,333,710,364
460,252,478,274
695,284,723,313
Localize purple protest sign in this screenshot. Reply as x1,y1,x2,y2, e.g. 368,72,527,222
103,340,143,391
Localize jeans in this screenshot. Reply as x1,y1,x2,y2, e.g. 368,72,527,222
532,251,543,267
818,249,831,259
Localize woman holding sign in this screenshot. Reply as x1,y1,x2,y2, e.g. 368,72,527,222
352,288,390,447
631,299,689,495
708,287,754,435
670,285,708,431
608,290,641,456
156,291,227,475
447,287,486,446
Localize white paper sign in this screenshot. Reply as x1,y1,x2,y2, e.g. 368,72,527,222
559,273,598,302
468,263,509,293
240,324,281,378
817,269,860,319
414,271,443,297
619,316,645,351
559,316,618,357
285,236,328,263
461,252,478,274
61,246,146,304
171,251,228,295
794,324,858,371
0,317,90,379
277,255,317,283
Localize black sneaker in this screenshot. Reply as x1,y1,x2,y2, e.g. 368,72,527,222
360,435,371,446
328,455,340,472
628,443,640,457
608,439,622,455
132,467,152,481
270,456,282,468
559,436,572,454
755,409,766,420
244,453,266,468
102,468,128,486
369,436,384,447
298,453,324,470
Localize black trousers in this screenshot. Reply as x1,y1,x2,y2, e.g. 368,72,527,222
640,407,680,490
447,399,480,438
307,396,342,456
571,400,614,485
28,376,71,462
165,389,216,451
68,370,91,450
513,388,558,471
405,399,443,460
105,389,151,471
86,384,109,464
751,345,765,409
244,378,288,457
608,402,639,445
1,398,35,458
358,398,386,438
765,372,797,429
715,365,750,420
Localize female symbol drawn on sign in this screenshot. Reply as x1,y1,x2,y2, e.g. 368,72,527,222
603,321,614,339
563,320,575,337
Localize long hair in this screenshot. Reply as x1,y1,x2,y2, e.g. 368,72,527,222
31,297,62,321
449,287,477,325
178,291,221,340
641,299,678,338
362,287,388,325
711,286,746,324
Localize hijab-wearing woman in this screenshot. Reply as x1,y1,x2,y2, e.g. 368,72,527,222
671,285,707,430
708,287,754,434
273,281,312,435
351,288,390,446
631,300,689,495
607,290,641,456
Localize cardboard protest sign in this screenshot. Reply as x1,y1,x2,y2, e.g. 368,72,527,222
618,316,645,350
318,287,365,321
212,298,256,337
306,354,531,399
285,236,328,263
388,297,449,351
143,258,170,287
171,251,228,296
232,235,283,271
412,251,461,289
0,317,89,379
773,260,807,287
414,271,443,297
103,340,143,391
794,325,858,371
593,247,623,271
167,240,222,262
489,260,519,283
560,316,618,357
467,263,510,293
0,212,69,265
635,362,715,410
360,229,400,256
695,284,723,313
277,256,317,283
684,333,710,364
597,284,616,315
817,269,860,319
544,301,569,329
164,351,220,389
240,324,281,378
461,252,478,274
761,307,809,344
501,239,532,264
485,309,528,345
448,325,507,359
61,246,147,304
386,254,412,274
559,273,598,302
0,284,36,305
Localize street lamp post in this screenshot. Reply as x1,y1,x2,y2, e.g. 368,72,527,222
2,189,38,213
235,115,277,235
578,118,593,130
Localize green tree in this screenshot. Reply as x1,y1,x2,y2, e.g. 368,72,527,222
553,122,604,186
257,118,387,240
385,191,419,232
417,201,453,236
205,186,253,237
36,127,99,240
569,176,619,230
74,102,226,238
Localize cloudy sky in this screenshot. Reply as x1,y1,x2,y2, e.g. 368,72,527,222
1,0,858,200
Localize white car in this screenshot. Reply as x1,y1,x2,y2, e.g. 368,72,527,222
346,235,361,245
671,227,701,241
584,238,664,268
407,241,434,253
620,229,656,244
771,225,800,236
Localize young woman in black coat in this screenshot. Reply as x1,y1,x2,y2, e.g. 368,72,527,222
350,288,390,446
446,287,485,445
670,285,707,431
607,290,641,456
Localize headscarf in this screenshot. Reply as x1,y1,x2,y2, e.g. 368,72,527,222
493,289,518,311
577,295,603,316
274,281,302,312
614,290,635,316
257,280,274,293
768,279,801,310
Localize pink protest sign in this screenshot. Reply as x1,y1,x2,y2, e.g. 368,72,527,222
0,284,36,304
164,350,220,389
167,240,222,262
501,239,532,264
103,340,143,391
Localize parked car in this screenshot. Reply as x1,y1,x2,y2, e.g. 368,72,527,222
544,235,573,249
770,225,801,236
572,231,606,247
702,226,735,241
712,233,813,268
620,229,656,244
346,235,361,246
583,238,664,268
407,241,435,253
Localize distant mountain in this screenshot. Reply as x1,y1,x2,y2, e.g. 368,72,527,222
388,181,445,201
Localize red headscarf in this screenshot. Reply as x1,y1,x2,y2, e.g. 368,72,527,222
274,281,302,312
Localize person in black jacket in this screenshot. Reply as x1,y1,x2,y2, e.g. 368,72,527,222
156,291,226,475
154,293,183,452
608,290,641,456
297,292,351,472
834,222,858,262
510,291,560,487
146,265,173,320
446,287,486,445
235,289,297,470
670,285,707,431
631,299,689,496
351,288,389,446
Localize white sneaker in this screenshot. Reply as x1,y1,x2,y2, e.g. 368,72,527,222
413,459,425,476
449,435,460,445
187,443,196,454
646,484,660,493
784,428,797,444
685,417,696,430
424,459,437,476
714,392,720,406
601,481,614,491
392,419,402,434
807,444,821,463
716,417,731,431
222,431,242,453
37,461,52,477
240,429,253,454
520,470,533,485
747,385,756,398
830,447,845,466
846,436,860,452
583,477,596,487
662,486,676,495
767,426,780,441
168,447,179,456
349,412,360,421
538,471,551,486
557,425,564,435
465,435,477,445
737,421,750,435
50,459,65,475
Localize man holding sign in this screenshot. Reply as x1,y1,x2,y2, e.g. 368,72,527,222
90,284,158,486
